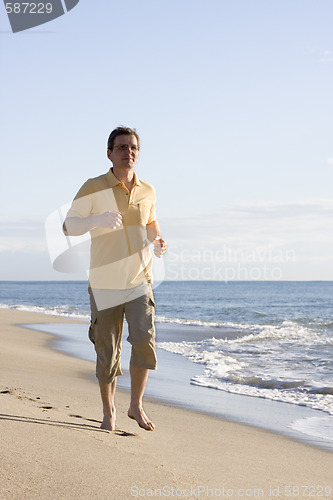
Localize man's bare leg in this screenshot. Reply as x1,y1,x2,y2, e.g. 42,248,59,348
99,378,117,431
128,365,154,431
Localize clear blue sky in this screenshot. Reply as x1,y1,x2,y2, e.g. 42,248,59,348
1,0,333,280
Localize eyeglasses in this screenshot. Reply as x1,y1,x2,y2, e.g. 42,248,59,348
114,144,139,152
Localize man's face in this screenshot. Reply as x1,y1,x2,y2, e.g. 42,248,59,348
108,134,139,170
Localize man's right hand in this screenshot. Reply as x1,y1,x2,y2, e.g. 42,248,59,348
96,211,123,230
63,211,122,236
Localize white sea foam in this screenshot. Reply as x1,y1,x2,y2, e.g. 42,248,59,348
290,416,333,442
190,374,333,416
155,315,256,330
157,319,333,416
0,303,90,320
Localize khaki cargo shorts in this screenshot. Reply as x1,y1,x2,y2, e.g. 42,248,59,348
88,284,157,384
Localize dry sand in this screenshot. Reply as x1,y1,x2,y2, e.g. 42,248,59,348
1,308,332,499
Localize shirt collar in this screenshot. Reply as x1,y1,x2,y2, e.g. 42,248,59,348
133,172,142,187
106,168,142,188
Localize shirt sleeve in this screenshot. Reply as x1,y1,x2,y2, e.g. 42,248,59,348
66,181,94,219
147,203,157,225
147,185,157,224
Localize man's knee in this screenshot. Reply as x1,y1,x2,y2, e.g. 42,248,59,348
96,360,123,384
130,341,157,370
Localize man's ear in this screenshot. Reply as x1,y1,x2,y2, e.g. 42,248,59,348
107,149,112,160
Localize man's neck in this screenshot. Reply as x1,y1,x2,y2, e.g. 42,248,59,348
111,167,135,191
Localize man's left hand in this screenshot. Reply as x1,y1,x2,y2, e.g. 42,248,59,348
153,236,167,258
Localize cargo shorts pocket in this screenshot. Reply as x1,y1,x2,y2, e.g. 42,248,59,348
147,286,155,308
88,316,97,344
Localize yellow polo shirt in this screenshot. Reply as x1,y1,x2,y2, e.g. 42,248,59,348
66,169,156,289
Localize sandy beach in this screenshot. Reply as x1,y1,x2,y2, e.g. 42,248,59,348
1,308,332,499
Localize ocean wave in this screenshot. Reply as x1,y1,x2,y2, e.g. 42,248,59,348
157,319,329,352
226,375,307,391
223,320,328,346
157,319,333,417
190,375,333,416
0,303,90,320
155,315,256,330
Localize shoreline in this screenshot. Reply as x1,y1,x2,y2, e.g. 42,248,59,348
1,308,333,499
22,315,333,454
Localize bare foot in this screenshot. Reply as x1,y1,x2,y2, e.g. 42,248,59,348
128,406,155,431
100,407,116,431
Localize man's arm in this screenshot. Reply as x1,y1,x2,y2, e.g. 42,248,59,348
63,211,122,236
146,220,167,258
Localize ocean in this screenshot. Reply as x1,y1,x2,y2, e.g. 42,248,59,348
1,280,332,450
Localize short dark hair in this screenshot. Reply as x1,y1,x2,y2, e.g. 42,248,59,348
107,126,140,151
